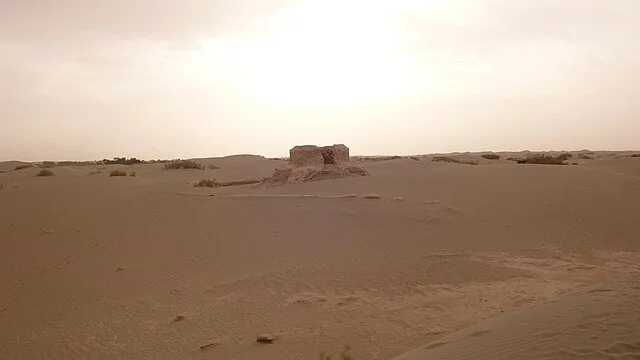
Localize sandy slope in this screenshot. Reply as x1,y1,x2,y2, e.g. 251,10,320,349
1,152,639,359
392,281,640,360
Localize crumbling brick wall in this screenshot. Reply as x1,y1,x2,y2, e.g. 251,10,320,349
289,145,324,167
327,144,349,164
289,144,350,167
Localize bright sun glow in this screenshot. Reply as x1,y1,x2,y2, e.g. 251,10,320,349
198,0,430,109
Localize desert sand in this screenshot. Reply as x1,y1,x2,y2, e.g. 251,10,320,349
1,151,640,359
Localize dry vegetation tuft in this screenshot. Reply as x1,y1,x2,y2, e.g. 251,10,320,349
195,178,265,188
110,170,128,177
38,158,170,167
35,169,54,177
164,159,204,170
15,164,33,171
219,178,265,187
354,155,402,162
194,179,218,188
432,156,478,165
556,153,574,162
515,153,572,165
41,160,97,167
481,154,500,160
99,157,144,165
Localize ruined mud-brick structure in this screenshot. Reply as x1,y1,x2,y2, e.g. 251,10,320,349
266,144,366,185
289,144,350,168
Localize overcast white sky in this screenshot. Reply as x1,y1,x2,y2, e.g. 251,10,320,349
1,0,639,161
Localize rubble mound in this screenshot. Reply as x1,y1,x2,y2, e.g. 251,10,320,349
267,164,369,185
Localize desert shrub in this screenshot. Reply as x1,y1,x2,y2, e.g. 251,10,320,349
40,160,98,167
57,161,95,166
219,178,265,187
110,170,128,177
556,153,573,162
409,156,421,161
129,171,136,177
99,157,145,165
354,155,402,162
578,154,593,160
481,154,500,160
631,154,640,158
164,159,204,170
207,164,220,170
195,177,267,188
14,164,33,170
432,156,478,165
517,154,567,165
36,169,54,177
571,162,579,165
194,179,218,188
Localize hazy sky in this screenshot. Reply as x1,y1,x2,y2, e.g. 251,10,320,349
1,0,639,161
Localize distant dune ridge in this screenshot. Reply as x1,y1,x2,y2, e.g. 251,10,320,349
1,150,640,360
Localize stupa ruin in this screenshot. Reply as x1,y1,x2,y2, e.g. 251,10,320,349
266,144,369,185
289,144,350,167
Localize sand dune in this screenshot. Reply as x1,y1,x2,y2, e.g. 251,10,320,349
1,151,640,359
392,281,640,360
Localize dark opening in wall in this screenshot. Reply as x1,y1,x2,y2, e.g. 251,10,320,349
321,148,336,164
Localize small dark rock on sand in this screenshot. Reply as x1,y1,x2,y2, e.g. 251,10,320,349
200,341,221,351
256,335,278,344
